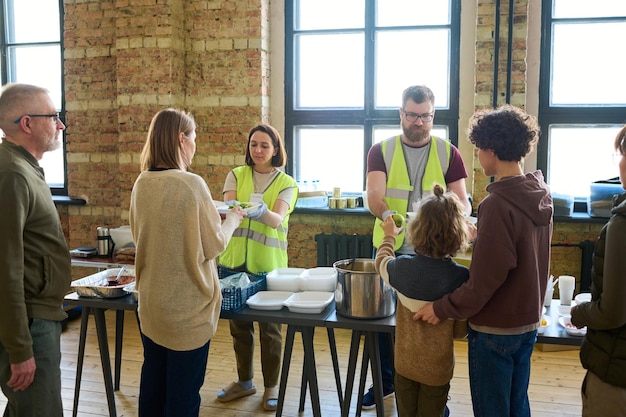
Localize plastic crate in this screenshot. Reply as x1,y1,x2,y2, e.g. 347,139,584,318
219,269,267,312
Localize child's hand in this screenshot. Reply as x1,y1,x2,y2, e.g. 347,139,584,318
381,215,403,236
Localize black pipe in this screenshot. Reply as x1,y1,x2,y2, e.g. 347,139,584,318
506,0,514,103
492,0,501,108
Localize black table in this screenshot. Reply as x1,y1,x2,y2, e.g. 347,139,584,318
64,292,138,417
326,311,396,417
536,299,585,346
64,293,583,417
221,304,341,417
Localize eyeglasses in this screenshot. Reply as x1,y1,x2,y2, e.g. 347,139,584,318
403,110,434,123
13,113,62,124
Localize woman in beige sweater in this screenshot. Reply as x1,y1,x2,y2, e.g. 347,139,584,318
130,108,243,417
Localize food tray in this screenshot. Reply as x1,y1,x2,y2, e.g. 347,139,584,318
71,268,136,298
219,270,267,312
266,268,305,292
558,316,586,336
246,291,294,310
283,291,334,314
216,202,260,215
123,282,138,301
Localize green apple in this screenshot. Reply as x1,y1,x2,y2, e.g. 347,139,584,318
391,213,405,228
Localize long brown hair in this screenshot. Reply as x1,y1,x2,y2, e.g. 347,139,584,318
407,184,470,258
140,108,195,171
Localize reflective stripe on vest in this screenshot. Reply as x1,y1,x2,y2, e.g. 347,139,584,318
218,166,298,274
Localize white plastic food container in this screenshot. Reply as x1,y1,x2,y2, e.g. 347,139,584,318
266,268,305,292
283,291,334,314
246,291,294,311
299,267,337,292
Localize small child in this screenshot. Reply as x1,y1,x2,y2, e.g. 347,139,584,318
376,183,471,417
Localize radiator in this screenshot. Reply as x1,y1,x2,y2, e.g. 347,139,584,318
315,233,373,267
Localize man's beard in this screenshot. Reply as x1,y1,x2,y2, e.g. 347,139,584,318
402,123,431,144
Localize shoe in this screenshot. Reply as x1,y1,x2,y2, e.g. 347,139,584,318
262,386,279,411
444,404,450,417
361,384,394,410
216,381,257,402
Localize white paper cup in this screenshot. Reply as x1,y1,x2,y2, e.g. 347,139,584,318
558,275,576,306
544,288,554,307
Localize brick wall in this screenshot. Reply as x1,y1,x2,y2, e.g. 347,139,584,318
61,0,605,285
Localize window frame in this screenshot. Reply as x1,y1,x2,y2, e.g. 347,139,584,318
0,0,66,196
537,1,626,199
284,0,461,192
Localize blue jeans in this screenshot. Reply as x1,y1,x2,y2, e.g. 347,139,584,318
139,334,210,417
0,319,63,417
378,332,395,389
468,327,536,417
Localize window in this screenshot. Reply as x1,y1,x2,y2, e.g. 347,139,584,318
285,0,460,193
1,0,65,194
538,1,626,199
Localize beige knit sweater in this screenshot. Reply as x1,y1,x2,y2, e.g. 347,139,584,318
129,170,240,351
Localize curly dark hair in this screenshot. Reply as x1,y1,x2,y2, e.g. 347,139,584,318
407,184,470,258
467,104,540,162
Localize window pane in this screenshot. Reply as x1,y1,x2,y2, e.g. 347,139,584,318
551,23,626,105
296,34,364,108
553,0,626,19
548,125,622,197
39,147,64,186
5,0,60,43
376,0,450,26
297,127,365,192
375,30,450,108
296,0,364,30
8,45,62,108
373,125,449,144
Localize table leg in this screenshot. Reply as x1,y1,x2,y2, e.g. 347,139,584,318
93,309,117,417
301,326,321,417
72,306,90,417
341,330,363,417
327,328,344,411
355,337,370,417
276,325,296,417
299,361,307,412
114,310,125,390
366,332,384,417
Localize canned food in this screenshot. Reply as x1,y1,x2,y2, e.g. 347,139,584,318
337,198,347,209
332,187,341,198
329,198,338,209
346,197,356,208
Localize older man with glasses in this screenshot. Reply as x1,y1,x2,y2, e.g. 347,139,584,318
0,83,70,417
364,84,472,414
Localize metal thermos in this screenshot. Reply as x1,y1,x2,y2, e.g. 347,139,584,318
97,226,115,258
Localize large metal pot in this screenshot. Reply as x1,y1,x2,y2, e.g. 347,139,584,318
333,258,395,319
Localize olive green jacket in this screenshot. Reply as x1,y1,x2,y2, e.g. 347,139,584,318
0,141,71,364
572,193,626,388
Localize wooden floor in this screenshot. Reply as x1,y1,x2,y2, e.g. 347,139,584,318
1,309,585,416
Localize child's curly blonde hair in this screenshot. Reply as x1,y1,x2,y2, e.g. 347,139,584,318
407,183,471,258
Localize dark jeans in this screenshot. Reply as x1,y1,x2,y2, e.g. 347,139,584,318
139,334,210,417
378,332,395,389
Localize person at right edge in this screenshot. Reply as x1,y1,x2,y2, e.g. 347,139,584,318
414,104,553,417
365,84,472,412
570,125,626,417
